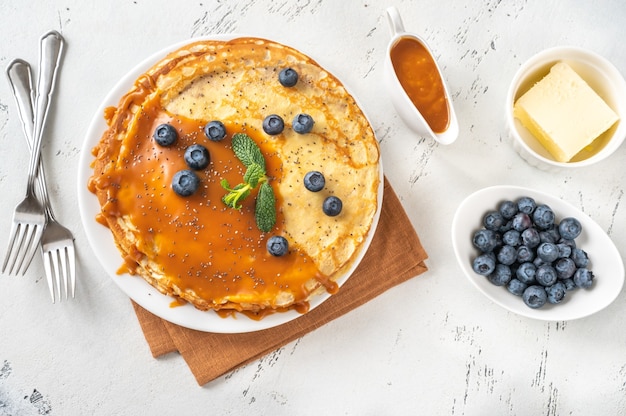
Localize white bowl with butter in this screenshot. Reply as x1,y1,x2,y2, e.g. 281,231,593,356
506,46,626,170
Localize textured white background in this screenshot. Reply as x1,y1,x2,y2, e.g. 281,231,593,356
1,0,625,415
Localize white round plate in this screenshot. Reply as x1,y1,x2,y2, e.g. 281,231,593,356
77,35,383,333
452,185,624,321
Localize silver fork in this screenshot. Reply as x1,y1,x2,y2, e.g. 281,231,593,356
7,57,76,301
2,31,65,278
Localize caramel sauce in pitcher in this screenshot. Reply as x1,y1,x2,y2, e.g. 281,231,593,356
390,37,450,133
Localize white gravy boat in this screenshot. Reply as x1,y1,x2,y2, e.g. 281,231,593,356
384,6,459,145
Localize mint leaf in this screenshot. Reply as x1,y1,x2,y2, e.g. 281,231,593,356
232,133,265,170
222,132,277,231
221,179,251,210
255,182,276,232
243,162,265,188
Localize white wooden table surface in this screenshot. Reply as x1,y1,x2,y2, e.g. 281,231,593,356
1,1,625,414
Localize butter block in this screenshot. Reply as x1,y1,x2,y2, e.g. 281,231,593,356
514,62,619,162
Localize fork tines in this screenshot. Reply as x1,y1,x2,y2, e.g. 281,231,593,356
42,243,76,302
2,200,46,276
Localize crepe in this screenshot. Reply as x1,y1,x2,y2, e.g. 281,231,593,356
88,37,380,318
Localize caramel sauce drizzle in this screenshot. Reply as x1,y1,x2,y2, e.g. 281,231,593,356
90,82,331,315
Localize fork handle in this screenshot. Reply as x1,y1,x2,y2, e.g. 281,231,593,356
6,59,56,220
6,60,34,140
26,31,64,191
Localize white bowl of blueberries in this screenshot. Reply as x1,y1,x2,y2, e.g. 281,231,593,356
452,185,624,321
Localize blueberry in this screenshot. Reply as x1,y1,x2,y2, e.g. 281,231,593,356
562,278,576,291
184,144,210,170
262,114,285,135
303,171,325,192
172,169,200,196
499,200,518,219
507,278,528,296
488,264,512,286
555,257,576,279
556,243,572,258
536,264,557,287
153,123,178,146
516,262,537,284
571,248,589,268
559,217,582,240
267,235,289,256
278,67,298,87
558,238,577,249
472,254,496,276
204,120,227,142
322,196,343,216
539,228,560,244
533,204,555,230
293,113,314,134
537,242,559,263
517,196,536,215
523,285,547,309
546,282,566,304
521,227,540,248
483,210,504,231
497,245,517,266
573,268,594,289
516,245,535,263
472,229,498,253
512,212,532,232
499,220,513,233
502,229,521,247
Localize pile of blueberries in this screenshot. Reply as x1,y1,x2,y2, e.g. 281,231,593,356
471,196,594,309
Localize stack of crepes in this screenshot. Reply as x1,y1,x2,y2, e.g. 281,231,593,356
132,178,428,385
89,36,428,385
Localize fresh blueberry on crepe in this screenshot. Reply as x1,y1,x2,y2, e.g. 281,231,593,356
184,144,210,170
322,196,343,216
154,123,178,146
278,67,298,87
263,114,285,135
267,236,289,256
204,120,227,142
172,169,200,196
303,171,325,192
293,113,314,134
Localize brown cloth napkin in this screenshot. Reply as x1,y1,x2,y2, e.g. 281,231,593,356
132,177,428,385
